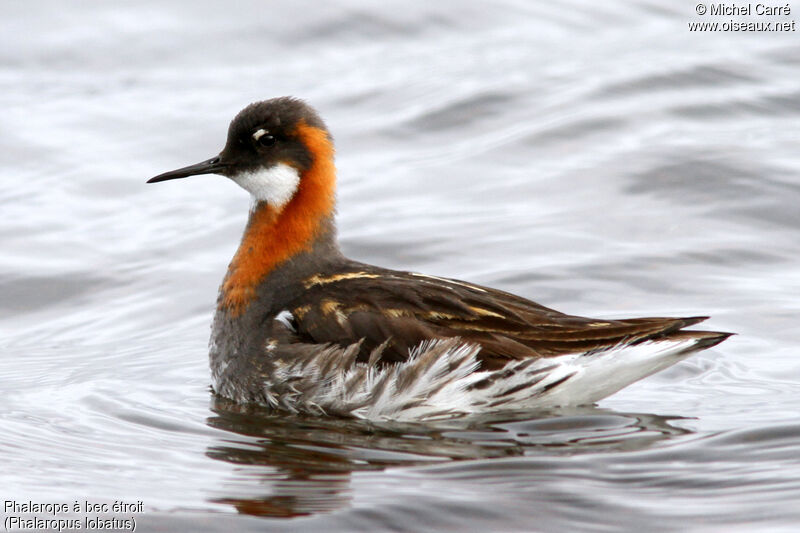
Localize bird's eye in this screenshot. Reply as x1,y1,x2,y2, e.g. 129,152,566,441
258,134,276,147
252,128,276,147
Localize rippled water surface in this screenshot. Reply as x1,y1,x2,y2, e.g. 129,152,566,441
2,1,800,531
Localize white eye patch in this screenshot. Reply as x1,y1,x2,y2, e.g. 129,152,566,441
252,128,269,141
232,163,300,208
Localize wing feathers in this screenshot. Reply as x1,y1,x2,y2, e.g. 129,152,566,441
285,267,728,369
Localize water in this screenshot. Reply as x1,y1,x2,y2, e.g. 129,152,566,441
2,1,799,531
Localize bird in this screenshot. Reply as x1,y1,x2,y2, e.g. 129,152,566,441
148,97,731,421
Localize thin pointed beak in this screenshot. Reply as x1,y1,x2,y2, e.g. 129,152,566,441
147,156,228,183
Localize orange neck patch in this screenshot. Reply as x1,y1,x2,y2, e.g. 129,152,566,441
220,122,336,316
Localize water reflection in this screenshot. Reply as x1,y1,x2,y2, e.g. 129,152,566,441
205,397,691,518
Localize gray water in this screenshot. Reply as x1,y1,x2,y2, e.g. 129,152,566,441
2,1,800,531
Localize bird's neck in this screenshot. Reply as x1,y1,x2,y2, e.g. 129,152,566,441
220,125,338,316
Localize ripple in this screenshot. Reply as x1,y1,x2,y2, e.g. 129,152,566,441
596,64,759,98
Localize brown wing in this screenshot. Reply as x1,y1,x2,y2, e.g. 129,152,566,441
285,266,728,370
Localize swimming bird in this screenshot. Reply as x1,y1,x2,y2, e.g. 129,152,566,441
148,97,731,421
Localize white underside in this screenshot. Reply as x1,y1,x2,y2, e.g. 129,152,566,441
212,318,705,421
231,163,300,207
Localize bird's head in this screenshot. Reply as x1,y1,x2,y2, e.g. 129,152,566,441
148,97,334,209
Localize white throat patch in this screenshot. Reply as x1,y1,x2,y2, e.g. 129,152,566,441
232,163,300,208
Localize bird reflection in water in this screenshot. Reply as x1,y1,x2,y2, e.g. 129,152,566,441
204,397,692,518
